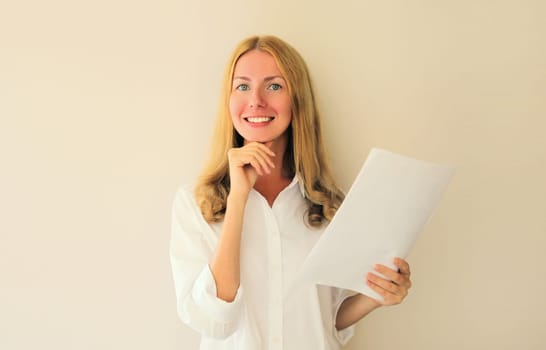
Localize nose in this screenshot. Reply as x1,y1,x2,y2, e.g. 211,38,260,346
249,89,266,108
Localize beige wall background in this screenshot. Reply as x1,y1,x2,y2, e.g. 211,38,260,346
1,1,545,349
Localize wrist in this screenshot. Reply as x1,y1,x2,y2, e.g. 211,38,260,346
357,293,382,311
227,191,249,207
336,293,381,331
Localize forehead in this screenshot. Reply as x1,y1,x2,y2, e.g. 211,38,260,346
233,49,283,77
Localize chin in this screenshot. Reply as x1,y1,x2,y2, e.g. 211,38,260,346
241,134,270,143
240,130,287,145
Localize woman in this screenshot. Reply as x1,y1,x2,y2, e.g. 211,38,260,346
170,35,412,350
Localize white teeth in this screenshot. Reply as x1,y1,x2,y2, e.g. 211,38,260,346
246,117,273,123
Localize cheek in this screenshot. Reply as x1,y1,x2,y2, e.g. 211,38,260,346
229,94,244,120
278,95,292,118
285,101,292,117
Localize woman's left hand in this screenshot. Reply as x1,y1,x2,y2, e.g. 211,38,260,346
366,257,412,306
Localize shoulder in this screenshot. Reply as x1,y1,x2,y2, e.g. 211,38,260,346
171,184,219,246
172,183,201,217
173,183,195,200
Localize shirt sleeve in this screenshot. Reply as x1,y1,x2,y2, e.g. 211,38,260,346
169,187,244,339
332,288,358,346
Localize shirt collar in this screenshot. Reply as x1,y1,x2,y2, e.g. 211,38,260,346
285,175,306,198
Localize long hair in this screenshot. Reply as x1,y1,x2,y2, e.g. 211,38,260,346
195,35,344,227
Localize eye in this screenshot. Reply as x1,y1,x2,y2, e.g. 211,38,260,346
268,83,282,91
235,83,250,91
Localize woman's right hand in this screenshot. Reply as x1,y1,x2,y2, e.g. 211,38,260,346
227,142,276,196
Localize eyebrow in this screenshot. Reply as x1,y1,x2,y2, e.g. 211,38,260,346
233,75,285,82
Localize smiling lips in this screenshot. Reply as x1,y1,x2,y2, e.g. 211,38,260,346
245,116,275,124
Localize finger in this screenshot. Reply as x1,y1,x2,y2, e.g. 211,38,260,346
231,143,275,176
249,149,273,175
233,147,266,174
366,279,389,303
228,148,253,168
366,277,403,306
367,279,406,306
259,142,276,157
254,144,276,169
251,162,265,176
394,258,411,276
243,143,274,170
367,272,409,305
249,157,268,176
367,272,400,294
247,141,276,157
256,147,275,169
374,264,404,285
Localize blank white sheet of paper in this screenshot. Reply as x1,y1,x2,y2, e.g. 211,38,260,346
298,148,455,301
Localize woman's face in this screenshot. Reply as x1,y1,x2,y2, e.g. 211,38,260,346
229,50,292,145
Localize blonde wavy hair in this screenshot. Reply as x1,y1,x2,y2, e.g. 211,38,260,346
195,35,344,227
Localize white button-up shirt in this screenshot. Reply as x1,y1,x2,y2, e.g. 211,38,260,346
170,178,356,350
